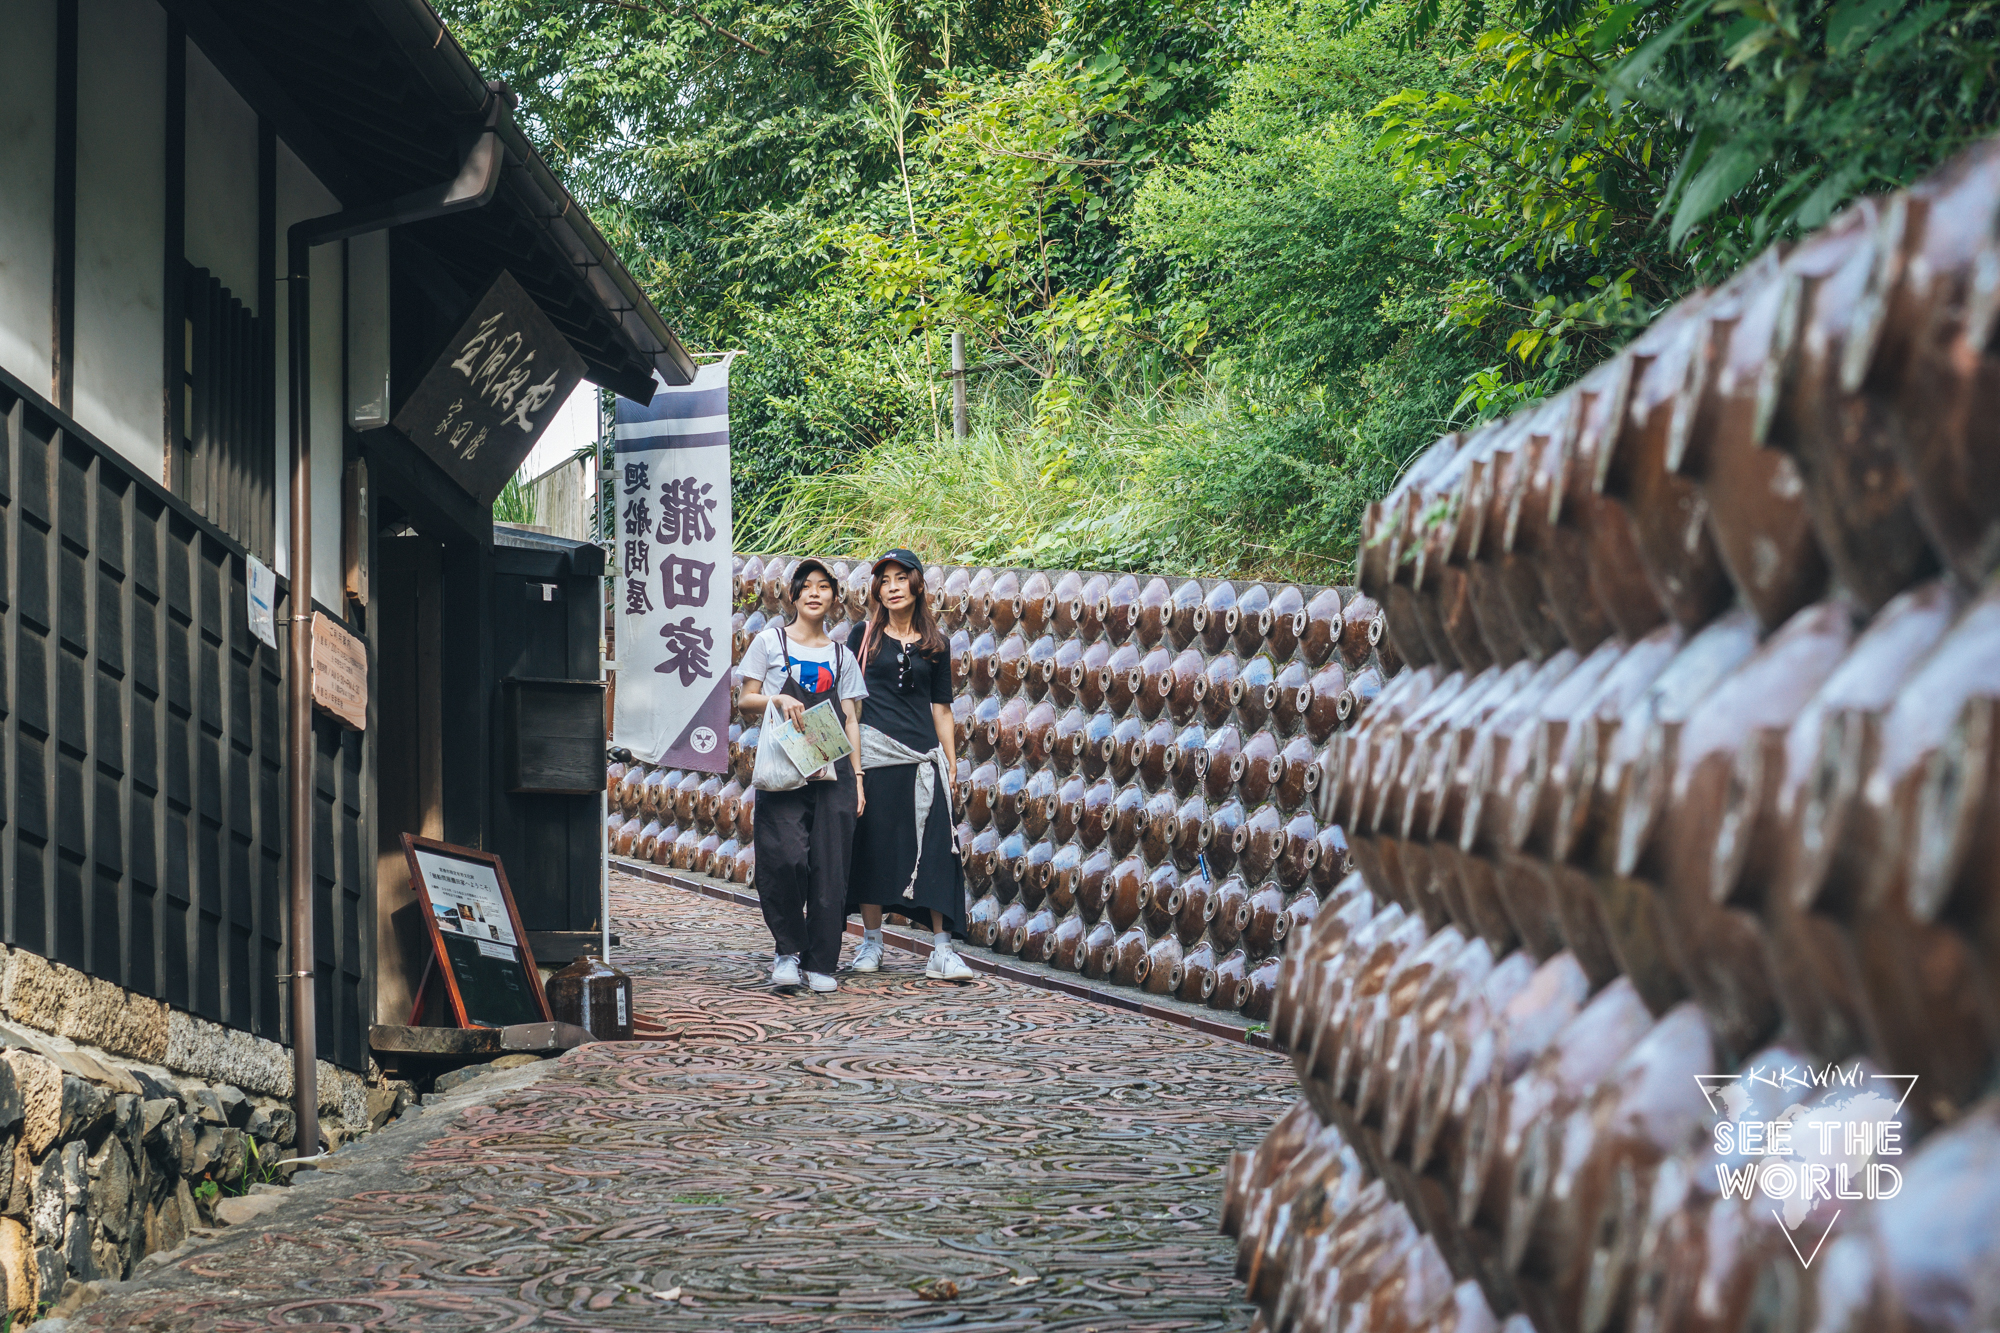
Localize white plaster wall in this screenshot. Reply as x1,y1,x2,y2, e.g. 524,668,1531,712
347,231,390,428
72,0,167,476
183,38,257,311
519,381,602,482
272,142,346,611
0,0,57,395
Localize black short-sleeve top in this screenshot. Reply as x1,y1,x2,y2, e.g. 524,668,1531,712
845,621,953,752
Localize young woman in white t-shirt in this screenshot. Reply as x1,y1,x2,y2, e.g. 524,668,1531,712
736,558,868,992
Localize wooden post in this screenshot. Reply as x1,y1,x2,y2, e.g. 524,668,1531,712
951,329,968,440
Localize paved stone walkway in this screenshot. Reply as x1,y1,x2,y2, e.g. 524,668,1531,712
66,871,1292,1330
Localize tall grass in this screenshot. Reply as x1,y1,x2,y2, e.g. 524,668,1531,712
741,373,1354,582
493,470,539,527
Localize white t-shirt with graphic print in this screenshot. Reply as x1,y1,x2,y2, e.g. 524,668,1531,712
735,625,869,703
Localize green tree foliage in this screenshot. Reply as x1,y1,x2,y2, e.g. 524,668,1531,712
1368,0,2000,415
444,0,2000,580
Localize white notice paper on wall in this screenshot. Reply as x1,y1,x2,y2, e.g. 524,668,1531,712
247,554,278,651
413,849,520,947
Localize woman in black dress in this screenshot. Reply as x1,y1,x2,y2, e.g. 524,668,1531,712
844,549,973,981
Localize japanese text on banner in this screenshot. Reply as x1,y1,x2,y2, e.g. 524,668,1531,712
609,360,734,773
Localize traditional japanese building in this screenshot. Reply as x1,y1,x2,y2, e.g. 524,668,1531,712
0,0,682,1149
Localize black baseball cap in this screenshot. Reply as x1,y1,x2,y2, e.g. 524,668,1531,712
875,548,923,572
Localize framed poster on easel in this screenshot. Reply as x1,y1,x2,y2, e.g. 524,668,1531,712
401,834,553,1028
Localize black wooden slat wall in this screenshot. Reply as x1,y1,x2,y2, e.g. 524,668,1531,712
0,372,370,1069
489,540,604,936
315,721,368,1070
181,265,274,564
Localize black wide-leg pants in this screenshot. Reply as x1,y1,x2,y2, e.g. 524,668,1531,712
753,757,857,975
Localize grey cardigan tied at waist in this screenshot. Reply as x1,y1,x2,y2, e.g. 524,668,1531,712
858,724,956,898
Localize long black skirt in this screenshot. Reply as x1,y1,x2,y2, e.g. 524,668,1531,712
847,763,963,935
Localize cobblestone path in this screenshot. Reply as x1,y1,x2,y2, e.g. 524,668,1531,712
69,871,1292,1331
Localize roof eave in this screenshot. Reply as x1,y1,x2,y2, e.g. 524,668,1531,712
353,0,694,395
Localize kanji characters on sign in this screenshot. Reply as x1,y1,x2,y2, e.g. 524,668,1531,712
659,554,714,610
610,357,734,773
656,616,715,686
656,476,718,546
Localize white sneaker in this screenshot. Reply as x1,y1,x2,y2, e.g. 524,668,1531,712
771,955,802,989
926,945,975,982
806,971,839,993
852,937,885,973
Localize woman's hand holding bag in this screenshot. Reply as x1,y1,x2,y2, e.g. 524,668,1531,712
751,698,812,792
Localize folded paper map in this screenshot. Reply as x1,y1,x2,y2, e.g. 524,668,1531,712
769,700,852,778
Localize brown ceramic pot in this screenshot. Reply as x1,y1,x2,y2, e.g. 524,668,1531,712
1107,715,1147,784
1208,799,1249,876
1050,915,1088,971
1053,773,1088,844
1018,907,1057,964
1140,790,1181,864
964,569,995,631
1212,948,1251,1011
1050,636,1085,708
1135,576,1173,647
1017,571,1053,638
1104,641,1145,715
1142,863,1185,937
1168,648,1210,724
993,901,1029,954
1238,730,1284,808
1205,725,1247,804
1203,582,1241,654
1174,722,1209,798
1105,783,1148,858
1300,587,1346,669
989,571,1024,637
1024,634,1059,701
1169,578,1208,650
1076,846,1115,923
1080,707,1116,780
1105,574,1142,644
1173,793,1212,871
1076,777,1115,850
1138,646,1177,721
1234,583,1275,657
1078,574,1114,643
992,631,1030,697
1046,843,1083,914
1181,940,1220,1003
1050,706,1087,777
1081,918,1117,976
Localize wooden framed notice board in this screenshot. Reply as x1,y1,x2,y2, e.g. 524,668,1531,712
401,834,553,1028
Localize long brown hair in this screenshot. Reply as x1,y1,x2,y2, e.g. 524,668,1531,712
860,562,948,668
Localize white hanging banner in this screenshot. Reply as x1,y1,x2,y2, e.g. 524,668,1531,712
609,360,734,773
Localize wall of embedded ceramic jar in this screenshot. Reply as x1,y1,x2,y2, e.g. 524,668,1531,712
609,554,1385,1022
1220,138,2000,1333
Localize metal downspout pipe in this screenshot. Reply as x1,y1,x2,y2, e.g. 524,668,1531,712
283,90,508,1155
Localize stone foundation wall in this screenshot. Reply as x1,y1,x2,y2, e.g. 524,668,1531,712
0,942,391,1321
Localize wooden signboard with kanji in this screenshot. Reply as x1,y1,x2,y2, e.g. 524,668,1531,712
311,611,368,730
391,270,588,506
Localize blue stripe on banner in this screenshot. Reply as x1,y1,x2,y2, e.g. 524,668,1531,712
614,429,730,454
616,385,730,422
